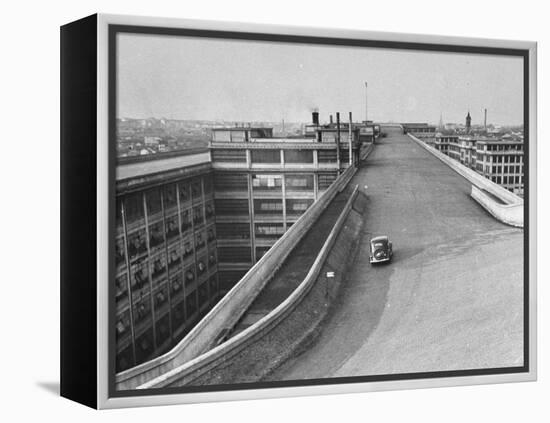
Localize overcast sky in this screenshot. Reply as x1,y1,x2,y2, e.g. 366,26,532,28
117,33,524,126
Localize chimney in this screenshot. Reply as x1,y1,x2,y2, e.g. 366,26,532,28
336,112,341,172
329,115,333,124
348,112,353,166
484,108,487,129
312,111,319,126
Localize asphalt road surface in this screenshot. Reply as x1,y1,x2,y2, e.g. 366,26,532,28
268,126,524,381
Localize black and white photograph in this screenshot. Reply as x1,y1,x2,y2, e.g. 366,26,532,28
109,22,530,397
4,0,549,419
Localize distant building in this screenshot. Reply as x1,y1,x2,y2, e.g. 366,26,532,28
475,139,524,195
402,123,436,138
434,132,524,195
434,133,459,156
458,136,477,168
144,136,161,146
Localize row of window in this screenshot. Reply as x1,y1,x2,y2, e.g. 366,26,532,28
250,149,314,164
490,175,523,185
479,154,523,164
116,274,220,372
481,144,523,152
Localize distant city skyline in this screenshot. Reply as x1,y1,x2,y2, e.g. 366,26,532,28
117,33,524,126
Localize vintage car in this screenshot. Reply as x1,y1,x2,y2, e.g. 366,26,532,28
369,235,393,264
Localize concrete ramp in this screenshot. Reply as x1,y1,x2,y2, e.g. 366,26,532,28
184,189,368,385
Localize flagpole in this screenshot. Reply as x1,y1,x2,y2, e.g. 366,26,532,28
365,81,368,123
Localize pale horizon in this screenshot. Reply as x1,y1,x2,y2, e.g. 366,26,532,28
117,33,524,126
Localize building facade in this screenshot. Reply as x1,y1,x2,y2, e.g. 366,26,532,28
115,154,219,372
434,133,459,156
210,120,361,293
402,123,437,138
474,139,525,195
434,132,524,195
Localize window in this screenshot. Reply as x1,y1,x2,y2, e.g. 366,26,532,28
163,184,178,214
165,215,179,241
145,189,162,219
318,150,337,163
151,255,167,282
318,172,337,190
116,310,131,338
124,194,144,226
135,328,154,363
197,258,207,275
154,286,169,309
218,246,252,263
215,198,249,216
130,262,149,293
255,223,285,239
251,149,280,164
181,209,191,233
205,202,215,219
252,174,282,191
203,175,213,193
186,293,197,320
115,274,128,304
127,229,147,260
155,313,170,346
286,199,313,216
168,244,181,269
191,179,202,201
214,172,248,191
216,222,250,240
178,183,190,204
198,281,209,309
193,205,204,225
185,267,196,287
134,297,151,324
183,241,194,259
254,199,283,215
211,149,247,162
115,237,126,266
171,298,185,329
207,227,216,242
170,273,183,297
195,231,206,250
209,276,219,299
285,150,313,163
285,174,314,191
149,221,165,249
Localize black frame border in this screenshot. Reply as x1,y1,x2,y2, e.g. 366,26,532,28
107,23,530,399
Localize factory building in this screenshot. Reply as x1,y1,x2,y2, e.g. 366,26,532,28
114,154,218,372
210,112,362,293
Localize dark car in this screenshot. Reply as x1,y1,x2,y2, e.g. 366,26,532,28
369,236,393,264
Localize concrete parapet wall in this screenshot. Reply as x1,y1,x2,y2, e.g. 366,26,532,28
407,133,523,228
360,142,374,160
471,186,523,228
407,133,523,206
138,185,361,388
116,165,358,390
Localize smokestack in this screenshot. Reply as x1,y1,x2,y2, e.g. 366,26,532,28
336,112,341,172
329,115,333,124
484,108,487,129
348,112,353,166
312,111,319,126
365,82,368,123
